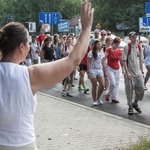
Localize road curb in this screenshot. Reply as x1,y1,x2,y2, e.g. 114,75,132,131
37,92,150,130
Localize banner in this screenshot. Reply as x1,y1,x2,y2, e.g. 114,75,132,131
42,24,51,32
58,20,70,32
28,22,36,32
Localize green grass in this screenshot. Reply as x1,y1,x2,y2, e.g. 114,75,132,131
119,136,150,150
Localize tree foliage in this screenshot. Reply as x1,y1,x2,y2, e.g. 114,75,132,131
90,0,147,33
0,0,148,34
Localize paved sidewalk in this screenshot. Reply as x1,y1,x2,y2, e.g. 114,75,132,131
35,93,150,150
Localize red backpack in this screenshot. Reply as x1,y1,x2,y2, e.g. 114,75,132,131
127,43,141,55
126,43,141,66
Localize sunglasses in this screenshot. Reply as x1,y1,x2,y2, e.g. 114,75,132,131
101,34,106,36
107,33,111,36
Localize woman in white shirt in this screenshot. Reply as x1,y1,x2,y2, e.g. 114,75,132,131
87,40,105,106
0,1,94,149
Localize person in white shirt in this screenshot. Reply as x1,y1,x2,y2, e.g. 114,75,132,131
30,34,40,64
143,34,150,90
0,1,94,149
87,40,105,106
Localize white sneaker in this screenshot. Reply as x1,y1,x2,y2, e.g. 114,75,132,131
99,99,103,105
62,90,66,97
93,101,99,106
144,86,148,90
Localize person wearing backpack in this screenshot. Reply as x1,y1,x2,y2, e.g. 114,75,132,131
122,31,145,115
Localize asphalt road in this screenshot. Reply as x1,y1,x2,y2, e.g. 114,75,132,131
40,70,150,126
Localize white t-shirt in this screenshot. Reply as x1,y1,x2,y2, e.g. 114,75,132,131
88,50,104,70
144,43,150,66
30,41,39,60
0,63,37,146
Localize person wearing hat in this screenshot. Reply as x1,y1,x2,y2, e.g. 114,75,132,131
62,35,67,39
122,31,145,115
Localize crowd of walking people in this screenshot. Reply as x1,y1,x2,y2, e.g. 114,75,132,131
0,3,149,118
0,0,150,149
16,26,150,116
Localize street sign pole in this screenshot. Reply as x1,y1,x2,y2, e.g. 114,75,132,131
51,24,53,35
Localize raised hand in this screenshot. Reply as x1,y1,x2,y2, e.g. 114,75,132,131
81,0,94,31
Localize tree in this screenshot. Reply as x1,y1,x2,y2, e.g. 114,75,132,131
0,0,148,35
89,0,146,34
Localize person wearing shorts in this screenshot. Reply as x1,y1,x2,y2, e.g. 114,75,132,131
87,40,105,106
78,46,91,93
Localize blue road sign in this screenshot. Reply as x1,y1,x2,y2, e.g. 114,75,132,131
58,20,70,32
146,2,150,15
143,17,150,26
52,13,60,24
39,12,60,24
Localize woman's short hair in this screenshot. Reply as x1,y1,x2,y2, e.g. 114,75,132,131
113,37,121,43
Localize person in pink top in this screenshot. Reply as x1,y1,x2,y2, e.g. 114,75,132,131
102,37,124,103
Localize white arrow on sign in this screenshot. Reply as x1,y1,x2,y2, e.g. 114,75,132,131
139,17,150,32
40,20,43,24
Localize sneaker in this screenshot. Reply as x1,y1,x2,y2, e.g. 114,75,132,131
71,84,75,87
112,99,119,103
144,86,148,90
98,99,103,105
93,101,99,106
74,77,78,80
128,108,134,115
78,85,83,91
66,92,73,97
62,90,66,97
84,87,89,93
132,103,142,113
